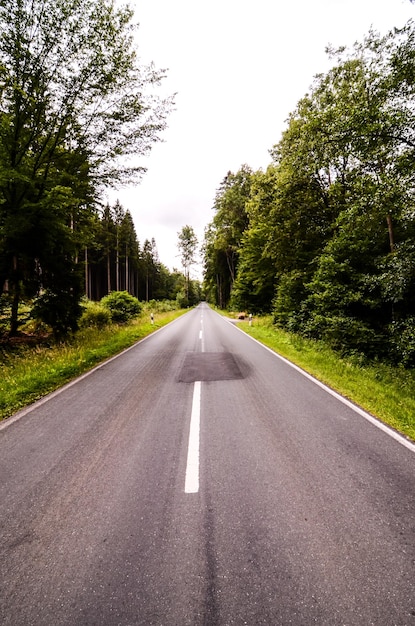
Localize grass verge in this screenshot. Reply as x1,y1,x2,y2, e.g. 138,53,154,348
0,310,186,421
237,315,415,443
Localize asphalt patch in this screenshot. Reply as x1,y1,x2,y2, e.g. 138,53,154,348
177,352,244,383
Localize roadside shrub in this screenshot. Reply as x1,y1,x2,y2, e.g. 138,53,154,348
142,299,177,313
389,317,415,367
79,301,111,329
273,271,308,332
32,288,83,339
100,291,142,323
176,290,189,309
305,313,384,359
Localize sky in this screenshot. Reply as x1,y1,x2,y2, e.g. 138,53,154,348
107,0,414,279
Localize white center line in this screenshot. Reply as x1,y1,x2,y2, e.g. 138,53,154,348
185,381,201,494
199,329,205,351
200,317,205,352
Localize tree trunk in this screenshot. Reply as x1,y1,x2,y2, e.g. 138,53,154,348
85,247,89,299
217,274,223,309
125,246,129,293
386,213,395,253
107,253,111,294
10,290,20,336
226,249,235,285
116,242,119,292
9,256,20,336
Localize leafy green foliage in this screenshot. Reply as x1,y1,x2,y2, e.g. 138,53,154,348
389,317,415,368
203,165,252,307
0,0,172,336
79,301,112,329
203,20,415,366
100,291,142,323
230,167,278,313
142,299,178,313
31,288,83,340
177,225,198,303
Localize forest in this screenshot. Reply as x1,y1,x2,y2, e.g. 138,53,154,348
2,0,415,369
203,21,415,367
0,0,201,339
81,200,196,306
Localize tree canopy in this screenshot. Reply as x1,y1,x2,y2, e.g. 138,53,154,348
0,0,173,335
177,225,198,305
203,20,415,366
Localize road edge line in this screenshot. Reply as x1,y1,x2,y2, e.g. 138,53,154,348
219,313,415,454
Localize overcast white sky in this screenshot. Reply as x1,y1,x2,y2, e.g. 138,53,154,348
107,0,414,278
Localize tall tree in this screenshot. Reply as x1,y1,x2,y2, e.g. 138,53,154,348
177,225,198,302
230,167,278,313
268,21,415,359
212,166,252,286
0,0,172,335
141,238,160,302
119,209,140,295
203,165,252,307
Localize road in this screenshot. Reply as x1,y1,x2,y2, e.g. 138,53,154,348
1,303,414,625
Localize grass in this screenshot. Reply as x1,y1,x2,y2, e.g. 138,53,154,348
236,315,415,443
0,310,186,421
3,307,415,443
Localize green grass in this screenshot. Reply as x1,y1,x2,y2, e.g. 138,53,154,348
3,308,415,443
237,315,415,443
0,310,186,421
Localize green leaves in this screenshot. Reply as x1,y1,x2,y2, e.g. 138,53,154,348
0,0,172,336
203,20,415,364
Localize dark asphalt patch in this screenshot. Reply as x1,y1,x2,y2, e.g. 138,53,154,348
177,352,244,383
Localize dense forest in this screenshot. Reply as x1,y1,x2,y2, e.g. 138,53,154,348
83,200,191,304
0,0,189,338
203,21,415,366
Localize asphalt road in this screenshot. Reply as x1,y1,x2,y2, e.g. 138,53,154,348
1,303,414,625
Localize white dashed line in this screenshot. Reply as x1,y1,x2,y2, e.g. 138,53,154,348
184,381,201,494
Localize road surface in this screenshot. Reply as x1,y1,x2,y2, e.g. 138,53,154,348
1,303,414,625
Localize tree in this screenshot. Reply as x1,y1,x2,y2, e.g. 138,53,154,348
100,203,117,296
230,167,278,313
267,106,339,330
177,225,198,303
202,20,415,363
268,21,415,359
141,238,160,302
0,0,172,335
202,223,230,308
203,165,252,308
212,166,252,285
119,209,140,295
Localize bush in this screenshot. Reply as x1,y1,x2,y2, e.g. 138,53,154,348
32,288,83,339
79,301,112,329
389,317,415,367
176,290,189,309
305,313,384,359
100,291,142,323
142,299,178,313
273,271,308,332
